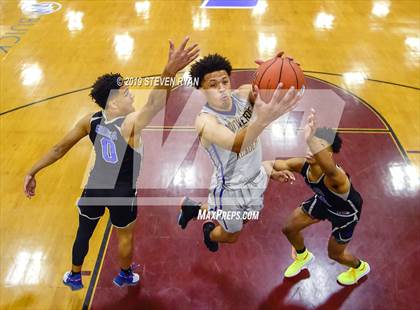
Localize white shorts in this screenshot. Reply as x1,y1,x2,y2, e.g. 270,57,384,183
207,166,269,233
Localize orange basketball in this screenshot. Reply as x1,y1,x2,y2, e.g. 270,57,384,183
253,55,305,102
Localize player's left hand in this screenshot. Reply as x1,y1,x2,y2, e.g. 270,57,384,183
304,109,317,142
23,174,36,198
165,36,200,76
271,170,295,183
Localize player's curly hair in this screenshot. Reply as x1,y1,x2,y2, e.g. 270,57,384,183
314,127,342,153
90,73,123,109
189,54,232,89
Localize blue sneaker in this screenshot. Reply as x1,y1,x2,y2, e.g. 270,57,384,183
63,271,83,291
113,269,140,287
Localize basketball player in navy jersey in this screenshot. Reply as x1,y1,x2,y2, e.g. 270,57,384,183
266,110,370,285
23,37,199,290
178,54,301,252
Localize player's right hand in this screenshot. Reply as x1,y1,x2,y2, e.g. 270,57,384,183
23,175,36,198
253,83,303,126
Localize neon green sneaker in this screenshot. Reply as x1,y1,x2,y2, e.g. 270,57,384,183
284,249,315,278
337,260,370,285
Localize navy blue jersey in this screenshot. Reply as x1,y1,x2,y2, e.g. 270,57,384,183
300,162,363,213
86,111,142,189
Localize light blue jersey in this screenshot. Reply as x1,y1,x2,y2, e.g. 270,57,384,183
200,93,263,190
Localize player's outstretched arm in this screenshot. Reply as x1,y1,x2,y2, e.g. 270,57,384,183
262,160,300,183
23,113,91,198
196,83,303,154
305,109,347,186
127,36,200,136
270,157,306,173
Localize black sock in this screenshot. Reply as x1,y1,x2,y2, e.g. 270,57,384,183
71,271,81,276
355,260,362,269
121,267,132,275
296,247,306,254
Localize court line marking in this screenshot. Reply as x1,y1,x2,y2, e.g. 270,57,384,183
305,74,410,162
233,68,420,90
0,86,91,116
0,73,171,116
83,71,416,309
303,70,420,91
1,69,419,116
82,220,113,310
2,70,410,307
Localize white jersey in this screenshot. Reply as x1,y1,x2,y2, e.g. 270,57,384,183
200,93,262,190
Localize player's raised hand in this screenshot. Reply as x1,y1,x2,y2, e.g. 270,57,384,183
23,175,36,198
304,109,317,142
253,83,303,126
165,36,200,76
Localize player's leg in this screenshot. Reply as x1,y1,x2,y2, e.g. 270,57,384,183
328,237,370,285
202,217,242,252
109,202,140,287
282,207,319,252
115,220,136,270
282,197,322,278
209,221,241,243
63,206,103,291
204,171,268,250
328,216,370,285
327,237,360,267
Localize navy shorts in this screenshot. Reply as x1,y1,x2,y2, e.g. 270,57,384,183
77,187,137,228
301,195,362,244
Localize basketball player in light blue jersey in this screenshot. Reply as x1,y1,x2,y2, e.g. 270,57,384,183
178,54,302,252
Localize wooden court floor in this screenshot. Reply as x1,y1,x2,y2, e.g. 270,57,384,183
1,1,419,309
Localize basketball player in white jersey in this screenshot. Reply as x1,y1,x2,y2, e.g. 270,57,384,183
23,37,199,290
178,54,302,252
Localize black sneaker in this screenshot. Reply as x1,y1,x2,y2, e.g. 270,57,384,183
178,197,201,229
203,221,219,252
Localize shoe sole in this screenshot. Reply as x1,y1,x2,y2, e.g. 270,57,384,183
113,279,140,287
63,280,83,291
284,253,315,278
337,263,371,286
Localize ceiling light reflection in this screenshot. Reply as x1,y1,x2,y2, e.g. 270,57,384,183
258,33,277,58
314,12,335,30
135,1,150,20
5,251,45,286
343,71,367,85
372,1,390,17
252,0,268,16
193,10,210,30
114,33,134,60
65,10,84,32
21,63,43,86
389,163,419,194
